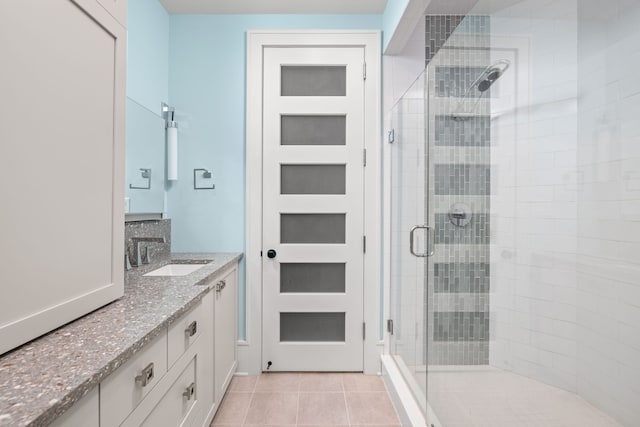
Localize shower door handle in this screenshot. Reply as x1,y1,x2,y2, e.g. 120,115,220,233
409,225,435,257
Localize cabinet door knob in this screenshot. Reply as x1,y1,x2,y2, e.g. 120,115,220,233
135,362,154,387
267,249,276,259
185,320,198,337
216,280,226,293
183,382,196,400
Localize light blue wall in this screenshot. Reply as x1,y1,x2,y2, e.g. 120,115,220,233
168,14,382,339
382,0,410,51
127,0,169,113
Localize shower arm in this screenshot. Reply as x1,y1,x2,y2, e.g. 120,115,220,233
451,67,492,116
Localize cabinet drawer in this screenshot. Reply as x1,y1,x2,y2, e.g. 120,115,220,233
50,387,99,427
100,332,168,427
140,354,199,427
168,299,204,368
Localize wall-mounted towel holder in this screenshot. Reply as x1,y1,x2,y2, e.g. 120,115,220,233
129,168,151,190
193,168,215,190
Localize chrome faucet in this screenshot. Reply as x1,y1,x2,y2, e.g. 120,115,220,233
129,237,166,267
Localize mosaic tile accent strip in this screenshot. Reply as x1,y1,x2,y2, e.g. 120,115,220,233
435,115,490,146
426,14,492,366
434,164,491,195
434,213,490,244
433,312,490,342
434,263,490,293
434,66,490,98
432,293,489,312
431,244,490,264
426,15,465,64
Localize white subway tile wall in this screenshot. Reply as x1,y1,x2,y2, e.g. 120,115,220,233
489,0,640,425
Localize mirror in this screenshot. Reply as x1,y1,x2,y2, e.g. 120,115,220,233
125,97,165,214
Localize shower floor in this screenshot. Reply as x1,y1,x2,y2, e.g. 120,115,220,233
424,366,622,427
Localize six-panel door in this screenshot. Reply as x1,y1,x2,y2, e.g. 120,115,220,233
262,47,366,371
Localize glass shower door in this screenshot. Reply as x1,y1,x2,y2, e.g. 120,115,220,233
389,71,430,414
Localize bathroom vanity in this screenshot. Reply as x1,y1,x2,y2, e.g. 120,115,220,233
0,253,241,427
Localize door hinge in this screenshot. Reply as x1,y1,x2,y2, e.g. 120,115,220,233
363,235,366,253
363,148,367,167
363,62,367,81
363,322,366,340
388,129,395,143
387,319,394,335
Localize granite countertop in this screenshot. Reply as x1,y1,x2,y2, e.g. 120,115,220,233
0,252,242,427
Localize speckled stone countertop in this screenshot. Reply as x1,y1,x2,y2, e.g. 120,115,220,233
0,252,242,427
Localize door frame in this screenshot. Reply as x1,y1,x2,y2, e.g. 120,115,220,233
245,30,382,375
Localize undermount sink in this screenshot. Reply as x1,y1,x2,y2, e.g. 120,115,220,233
143,263,205,277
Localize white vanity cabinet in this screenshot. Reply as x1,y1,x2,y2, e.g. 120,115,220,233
100,332,169,427
92,261,238,427
44,260,239,427
213,267,238,405
112,293,213,427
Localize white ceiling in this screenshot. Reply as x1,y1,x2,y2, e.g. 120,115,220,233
425,0,479,15
159,0,389,15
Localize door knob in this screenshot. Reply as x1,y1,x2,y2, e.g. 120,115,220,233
267,249,277,259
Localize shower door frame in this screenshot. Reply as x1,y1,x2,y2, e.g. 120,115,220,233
387,68,433,417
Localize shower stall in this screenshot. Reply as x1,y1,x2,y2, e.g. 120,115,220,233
385,1,640,426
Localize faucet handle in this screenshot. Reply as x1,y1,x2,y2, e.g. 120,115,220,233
125,252,132,271
136,242,145,265
144,245,155,264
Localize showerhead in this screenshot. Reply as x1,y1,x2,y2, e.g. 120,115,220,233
486,68,503,82
477,78,493,92
476,61,509,92
451,59,511,120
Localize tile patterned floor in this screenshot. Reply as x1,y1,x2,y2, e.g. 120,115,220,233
211,373,401,426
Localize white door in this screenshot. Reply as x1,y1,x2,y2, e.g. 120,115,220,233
262,47,365,371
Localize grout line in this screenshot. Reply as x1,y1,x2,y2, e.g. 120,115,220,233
295,390,300,426
341,375,351,426
240,382,255,426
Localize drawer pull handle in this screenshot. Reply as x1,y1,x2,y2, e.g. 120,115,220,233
215,280,226,293
135,362,154,387
183,382,196,400
185,320,198,337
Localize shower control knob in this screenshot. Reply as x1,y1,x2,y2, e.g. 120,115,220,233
267,249,277,259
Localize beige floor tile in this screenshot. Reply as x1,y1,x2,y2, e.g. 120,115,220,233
255,373,301,392
299,373,344,392
342,374,386,392
298,425,349,427
229,375,258,392
345,392,400,425
297,392,349,425
244,392,299,425
212,392,253,425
